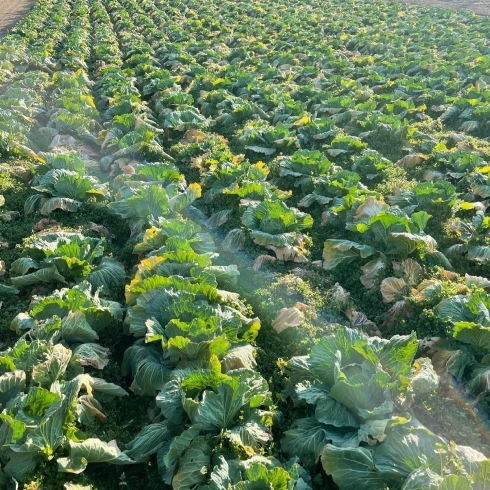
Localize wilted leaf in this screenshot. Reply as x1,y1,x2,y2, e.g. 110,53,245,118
380,277,408,303
395,154,424,168
222,344,257,372
331,283,350,303
253,254,277,271
88,222,111,238
182,129,206,143
345,309,380,336
245,146,276,155
271,307,305,333
266,244,308,262
464,274,490,289
393,259,423,285
0,211,20,222
360,256,386,289
411,358,439,397
34,218,60,231
353,198,389,224
72,343,110,369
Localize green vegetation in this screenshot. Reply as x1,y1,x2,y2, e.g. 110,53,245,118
1,0,490,488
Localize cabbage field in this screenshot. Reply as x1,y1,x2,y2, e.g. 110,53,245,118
1,0,490,488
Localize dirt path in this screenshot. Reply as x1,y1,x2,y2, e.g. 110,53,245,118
0,0,37,37
392,0,489,16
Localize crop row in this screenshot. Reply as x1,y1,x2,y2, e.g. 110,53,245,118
84,0,490,412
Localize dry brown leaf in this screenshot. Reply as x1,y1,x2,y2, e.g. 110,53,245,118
295,302,310,311
77,143,100,159
0,211,20,222
34,219,59,231
271,306,305,333
395,154,424,168
380,277,407,303
331,283,350,303
89,222,111,238
78,395,107,422
116,158,131,169
383,300,410,328
353,197,389,224
0,260,5,276
191,156,204,169
222,345,257,372
182,129,207,144
393,258,423,285
50,134,78,150
321,210,332,226
121,165,135,175
10,166,32,182
360,256,386,289
439,270,458,282
253,254,276,271
266,244,308,263
345,308,380,336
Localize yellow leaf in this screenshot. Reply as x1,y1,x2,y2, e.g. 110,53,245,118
292,115,309,127
188,182,202,198
476,166,490,174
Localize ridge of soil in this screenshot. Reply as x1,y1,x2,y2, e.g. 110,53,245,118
0,0,37,37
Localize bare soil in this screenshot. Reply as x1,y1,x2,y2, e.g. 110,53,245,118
393,0,489,16
0,0,37,37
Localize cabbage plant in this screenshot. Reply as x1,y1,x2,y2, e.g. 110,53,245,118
281,327,487,489
9,231,125,292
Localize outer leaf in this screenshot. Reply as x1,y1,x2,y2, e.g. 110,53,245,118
72,343,110,369
170,436,212,490
40,197,82,215
281,417,331,467
374,426,447,480
322,240,375,270
453,322,490,354
315,396,359,429
61,311,98,344
400,467,442,490
0,370,26,407
159,425,202,484
58,439,135,473
85,257,125,292
11,266,66,288
194,382,245,430
124,422,170,461
321,444,389,490
32,344,71,384
380,277,408,303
